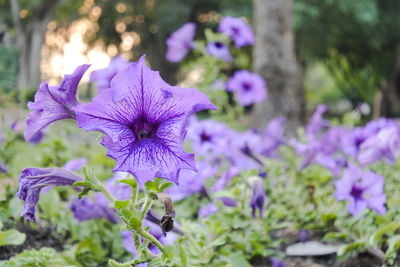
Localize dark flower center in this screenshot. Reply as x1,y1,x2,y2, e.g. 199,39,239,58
200,131,212,143
355,137,364,148
231,26,240,35
350,185,363,200
214,42,224,49
129,117,159,141
242,82,252,91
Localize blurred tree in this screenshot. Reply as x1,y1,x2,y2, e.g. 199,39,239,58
252,0,305,131
294,0,400,116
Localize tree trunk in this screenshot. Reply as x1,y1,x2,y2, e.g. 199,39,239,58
10,0,61,91
251,0,305,132
381,46,400,117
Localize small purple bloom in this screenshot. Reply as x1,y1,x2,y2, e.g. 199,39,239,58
306,104,329,139
226,70,267,106
70,172,131,224
0,160,8,174
270,258,288,267
206,41,232,62
217,197,237,207
249,176,265,218
218,16,254,48
211,166,240,192
341,128,369,158
166,161,217,201
260,116,286,157
335,164,386,217
90,56,130,91
25,64,90,141
358,124,400,165
77,56,216,185
298,229,310,243
198,202,219,218
16,167,82,221
166,23,196,63
63,157,88,171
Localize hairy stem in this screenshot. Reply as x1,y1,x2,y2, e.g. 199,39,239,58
138,228,165,254
141,195,153,220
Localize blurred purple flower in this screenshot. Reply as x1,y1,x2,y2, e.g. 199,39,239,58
90,56,130,91
206,41,232,62
249,176,265,218
0,126,4,143
17,167,82,221
298,229,310,242
186,117,231,156
358,124,400,165
11,121,44,144
211,166,240,192
198,202,219,218
63,157,87,171
218,16,254,48
25,64,90,142
121,220,178,256
341,128,369,158
70,172,131,223
270,258,287,267
166,23,196,62
76,56,216,185
260,116,286,157
166,161,217,201
335,164,386,217
306,104,329,139
0,160,8,173
226,70,267,106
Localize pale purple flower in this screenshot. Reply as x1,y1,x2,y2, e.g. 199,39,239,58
249,176,265,218
206,41,232,62
358,124,400,165
260,116,286,157
226,70,267,106
16,167,82,221
298,229,310,242
0,160,7,173
218,16,254,48
335,164,386,217
166,23,196,63
76,56,216,185
90,56,130,91
227,130,263,170
25,64,90,141
166,161,217,201
121,220,178,256
198,202,219,218
70,172,131,223
211,166,240,192
306,104,329,139
63,157,87,171
270,258,288,267
341,128,369,158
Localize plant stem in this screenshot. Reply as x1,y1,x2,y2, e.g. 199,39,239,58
141,195,153,220
97,180,116,203
138,228,165,254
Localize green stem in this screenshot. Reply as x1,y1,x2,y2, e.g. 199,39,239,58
140,196,153,220
138,228,165,254
133,232,141,252
97,181,116,203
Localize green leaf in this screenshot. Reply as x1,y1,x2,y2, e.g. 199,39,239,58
0,229,26,246
114,200,129,210
159,181,174,193
162,244,176,261
148,258,162,267
369,221,400,246
117,178,137,189
384,235,400,265
337,241,366,260
223,253,252,267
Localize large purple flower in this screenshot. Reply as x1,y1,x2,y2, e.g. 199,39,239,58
218,16,254,48
90,56,130,91
306,104,329,139
226,70,267,106
334,164,386,217
166,23,196,63
206,41,232,62
76,56,216,185
16,167,82,221
25,64,90,141
260,116,286,157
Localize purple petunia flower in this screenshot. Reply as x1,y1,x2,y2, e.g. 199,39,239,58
358,124,400,166
0,160,7,174
334,164,386,217
166,161,217,201
270,258,288,267
25,64,90,141
260,116,286,157
76,56,216,185
16,167,83,221
70,172,131,223
90,56,130,91
63,157,88,172
206,41,232,62
211,166,240,192
249,176,265,218
306,104,329,140
218,16,254,48
226,70,267,106
166,23,196,63
298,229,310,243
